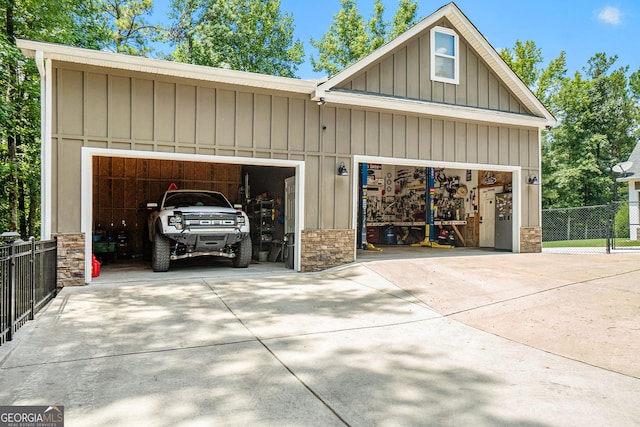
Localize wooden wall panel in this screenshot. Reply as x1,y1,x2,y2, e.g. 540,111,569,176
59,70,83,136
93,157,243,256
196,87,216,146
272,96,288,151
365,112,380,155
86,73,108,137
253,94,271,150
177,84,196,144
406,40,420,99
111,76,132,139
156,82,176,143
393,116,406,159
133,79,154,141
289,98,306,152
394,47,407,98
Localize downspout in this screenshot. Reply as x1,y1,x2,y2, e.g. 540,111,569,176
35,50,52,240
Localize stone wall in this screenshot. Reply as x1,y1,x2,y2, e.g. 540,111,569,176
56,233,86,287
300,229,355,272
520,226,542,253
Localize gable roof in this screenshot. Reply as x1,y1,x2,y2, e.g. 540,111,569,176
314,2,556,129
18,2,554,129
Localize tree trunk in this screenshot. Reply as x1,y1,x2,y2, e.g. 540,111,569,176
28,190,38,239
18,177,27,237
6,0,15,42
5,0,20,233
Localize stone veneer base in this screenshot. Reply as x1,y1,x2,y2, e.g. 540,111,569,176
55,233,86,287
520,226,542,253
300,229,355,272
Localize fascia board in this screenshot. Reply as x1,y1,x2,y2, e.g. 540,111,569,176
324,91,550,129
17,39,318,95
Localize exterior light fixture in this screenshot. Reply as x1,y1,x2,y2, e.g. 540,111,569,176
527,174,539,185
337,162,349,176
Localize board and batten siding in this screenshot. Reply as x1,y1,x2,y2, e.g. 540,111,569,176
336,19,531,116
50,61,540,235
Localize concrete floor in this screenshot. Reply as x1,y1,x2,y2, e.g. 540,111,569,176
1,251,638,426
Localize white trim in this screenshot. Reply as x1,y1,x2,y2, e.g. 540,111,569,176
430,26,459,85
322,91,550,129
17,39,319,95
81,147,305,283
35,52,53,240
352,155,522,254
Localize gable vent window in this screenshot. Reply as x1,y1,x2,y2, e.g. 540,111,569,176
430,26,459,84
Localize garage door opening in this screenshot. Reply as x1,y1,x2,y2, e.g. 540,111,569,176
87,153,299,281
356,161,516,254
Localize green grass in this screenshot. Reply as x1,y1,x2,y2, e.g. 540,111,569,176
543,238,640,248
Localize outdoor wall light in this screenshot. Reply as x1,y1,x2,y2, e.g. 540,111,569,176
527,174,539,185
317,97,326,106
337,162,349,176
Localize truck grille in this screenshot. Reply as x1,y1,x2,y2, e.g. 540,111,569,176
183,213,237,228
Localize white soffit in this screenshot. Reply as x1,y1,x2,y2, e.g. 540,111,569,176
315,2,556,126
17,39,319,95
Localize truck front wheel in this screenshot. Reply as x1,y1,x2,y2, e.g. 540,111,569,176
232,235,252,268
152,232,171,272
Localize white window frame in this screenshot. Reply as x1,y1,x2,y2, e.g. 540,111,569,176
430,26,459,85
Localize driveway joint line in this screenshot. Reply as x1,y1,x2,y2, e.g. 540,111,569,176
442,267,640,318
258,315,445,343
0,338,256,371
206,280,352,427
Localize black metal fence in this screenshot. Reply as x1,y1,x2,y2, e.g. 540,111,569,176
1,237,58,346
542,201,640,253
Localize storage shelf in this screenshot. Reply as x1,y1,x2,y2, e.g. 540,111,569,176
249,199,275,255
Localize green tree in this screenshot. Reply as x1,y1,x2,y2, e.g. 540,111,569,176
167,0,304,78
499,40,567,109
310,0,420,76
368,0,386,51
542,54,640,207
388,0,419,40
1,0,111,237
98,0,160,56
499,41,640,207
310,0,368,76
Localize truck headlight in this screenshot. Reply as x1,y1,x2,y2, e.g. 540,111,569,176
236,213,246,226
169,212,183,230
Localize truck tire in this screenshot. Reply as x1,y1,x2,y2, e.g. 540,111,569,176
232,235,252,268
152,232,171,272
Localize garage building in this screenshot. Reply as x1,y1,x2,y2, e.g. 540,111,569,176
18,3,555,286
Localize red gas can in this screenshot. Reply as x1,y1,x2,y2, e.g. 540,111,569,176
92,254,101,278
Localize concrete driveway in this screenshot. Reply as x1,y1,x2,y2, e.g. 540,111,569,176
0,251,639,426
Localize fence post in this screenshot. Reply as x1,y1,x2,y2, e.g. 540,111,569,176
606,203,611,254
7,241,16,341
30,237,36,320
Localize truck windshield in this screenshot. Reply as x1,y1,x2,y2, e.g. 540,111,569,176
163,192,231,208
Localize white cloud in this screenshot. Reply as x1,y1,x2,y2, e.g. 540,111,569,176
597,6,622,25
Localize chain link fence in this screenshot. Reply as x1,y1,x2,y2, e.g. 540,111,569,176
542,201,640,254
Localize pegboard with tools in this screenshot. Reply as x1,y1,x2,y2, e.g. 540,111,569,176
433,168,468,221
366,165,427,224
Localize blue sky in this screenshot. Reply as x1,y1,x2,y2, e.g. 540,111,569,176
152,1,640,80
